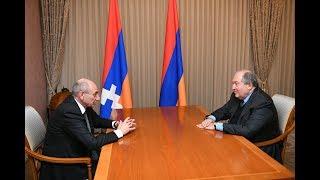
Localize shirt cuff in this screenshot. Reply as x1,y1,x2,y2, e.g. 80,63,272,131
113,129,123,138
207,115,216,121
214,122,223,131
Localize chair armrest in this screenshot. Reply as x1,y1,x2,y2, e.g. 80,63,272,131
25,146,91,165
255,121,295,147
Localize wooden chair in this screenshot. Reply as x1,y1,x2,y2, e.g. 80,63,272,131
48,88,72,117
25,106,93,180
254,94,295,160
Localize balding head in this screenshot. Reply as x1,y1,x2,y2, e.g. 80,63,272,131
235,70,258,88
232,69,257,100
72,78,97,94
72,78,100,108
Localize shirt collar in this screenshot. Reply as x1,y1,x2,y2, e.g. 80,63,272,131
243,88,255,105
74,96,86,114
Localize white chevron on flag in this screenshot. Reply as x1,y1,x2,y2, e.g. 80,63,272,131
100,84,123,109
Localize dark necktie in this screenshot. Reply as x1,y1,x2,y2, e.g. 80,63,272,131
240,100,245,107
84,112,99,161
84,112,91,133
230,100,245,124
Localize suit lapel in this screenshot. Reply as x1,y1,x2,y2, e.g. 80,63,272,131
66,95,83,114
67,96,92,130
230,101,241,122
238,88,258,120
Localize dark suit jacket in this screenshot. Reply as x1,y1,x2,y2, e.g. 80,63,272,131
39,95,119,180
210,87,283,162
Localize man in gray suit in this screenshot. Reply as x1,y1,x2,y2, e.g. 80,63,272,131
197,70,282,163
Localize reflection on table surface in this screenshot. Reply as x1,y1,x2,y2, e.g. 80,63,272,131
94,105,294,180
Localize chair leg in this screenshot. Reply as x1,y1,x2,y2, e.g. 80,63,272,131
281,139,288,164
26,157,39,180
88,164,92,180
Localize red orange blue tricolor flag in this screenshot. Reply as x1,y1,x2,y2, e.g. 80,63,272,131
100,0,132,118
159,0,186,106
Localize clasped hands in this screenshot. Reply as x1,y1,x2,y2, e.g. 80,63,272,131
196,118,215,130
116,117,136,135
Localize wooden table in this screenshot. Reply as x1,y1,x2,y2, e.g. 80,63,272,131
94,106,294,180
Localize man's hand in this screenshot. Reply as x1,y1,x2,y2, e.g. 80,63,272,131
203,123,215,130
196,118,214,129
117,117,136,136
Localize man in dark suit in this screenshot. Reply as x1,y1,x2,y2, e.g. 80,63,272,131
196,70,282,163
39,78,136,180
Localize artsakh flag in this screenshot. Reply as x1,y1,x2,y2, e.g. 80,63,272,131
159,0,186,106
100,0,132,119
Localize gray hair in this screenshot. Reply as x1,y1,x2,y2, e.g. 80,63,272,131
72,81,89,95
241,71,258,88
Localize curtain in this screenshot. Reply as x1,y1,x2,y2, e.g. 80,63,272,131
40,0,71,102
268,0,295,96
60,0,294,112
248,0,285,92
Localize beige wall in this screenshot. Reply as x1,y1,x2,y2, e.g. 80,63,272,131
25,0,47,122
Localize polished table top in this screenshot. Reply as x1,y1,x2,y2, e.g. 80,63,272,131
94,106,294,180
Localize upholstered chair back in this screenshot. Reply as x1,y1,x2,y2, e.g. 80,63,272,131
25,105,93,180
271,94,295,134
25,106,46,151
